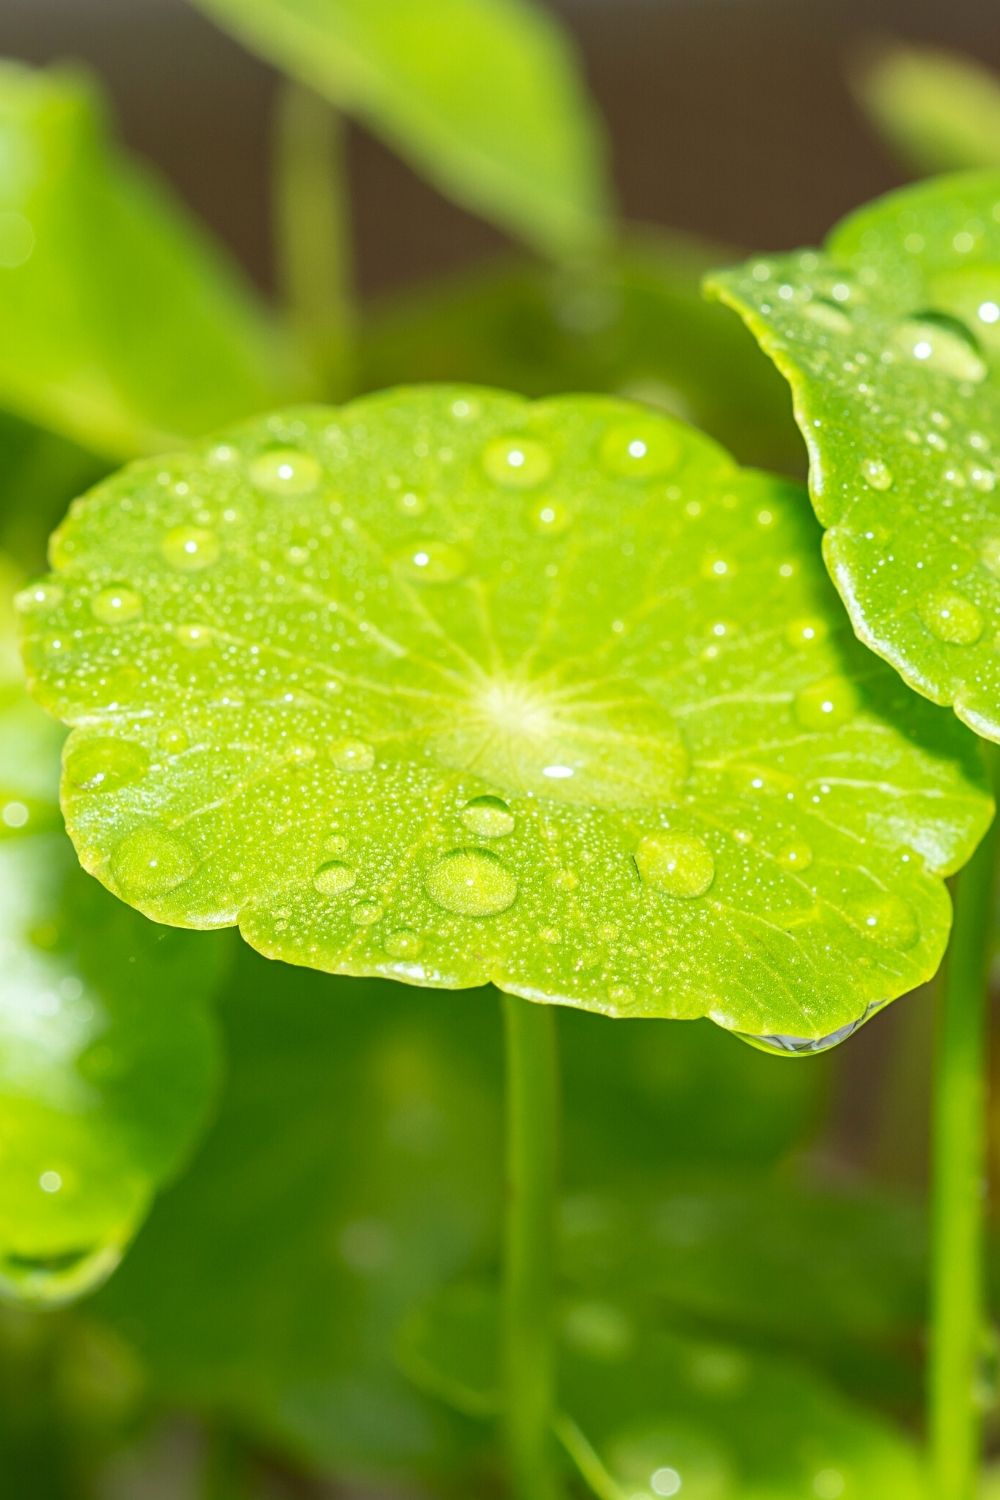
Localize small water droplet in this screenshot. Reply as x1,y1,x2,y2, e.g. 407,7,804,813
313,860,357,896
891,313,987,382
482,436,553,488
634,831,715,898
91,586,142,624
850,893,920,949
795,675,859,730
784,617,827,648
918,589,983,644
110,827,197,899
393,540,467,583
385,928,424,959
599,419,681,479
161,525,220,572
859,457,893,491
396,489,426,516
426,846,518,916
460,794,515,837
330,738,375,772
64,737,149,793
175,623,211,649
528,498,571,535
551,868,579,891
351,901,382,926
249,447,322,494
158,727,189,753
777,841,813,871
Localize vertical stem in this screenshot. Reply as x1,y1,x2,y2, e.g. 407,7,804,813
503,993,561,1500
272,80,356,400
930,756,999,1500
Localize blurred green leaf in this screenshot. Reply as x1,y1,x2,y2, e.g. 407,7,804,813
0,556,227,1304
856,45,1000,175
19,389,989,1039
401,1281,927,1499
190,0,611,261
359,236,800,473
0,411,104,572
0,61,302,460
708,172,1000,741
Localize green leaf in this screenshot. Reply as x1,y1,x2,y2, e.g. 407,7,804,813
358,234,800,473
856,45,1000,175
0,61,301,460
19,388,990,1043
0,411,104,572
0,556,226,1304
400,1282,927,1499
190,0,611,261
708,173,1000,741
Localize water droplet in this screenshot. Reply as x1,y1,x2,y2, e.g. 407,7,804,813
859,457,893,491
918,589,983,644
802,297,851,334
528,498,571,535
982,537,1000,575
175,623,211,649
64,737,149,793
426,847,518,916
385,928,424,959
330,738,375,772
850,893,920,949
91,586,142,624
795,675,859,730
599,419,681,479
0,1243,122,1307
777,841,813,871
249,447,322,494
161,525,220,572
350,901,382,926
700,554,735,581
393,541,467,583
551,868,579,891
15,581,63,613
736,1011,875,1055
110,827,197,899
891,313,987,382
634,831,715,898
482,436,553,488
158,726,189,753
396,489,426,516
460,794,515,838
313,860,356,896
784,617,827,648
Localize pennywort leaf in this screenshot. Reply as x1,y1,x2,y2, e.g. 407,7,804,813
856,45,1000,176
19,388,990,1044
708,173,1000,741
189,0,611,261
0,62,301,460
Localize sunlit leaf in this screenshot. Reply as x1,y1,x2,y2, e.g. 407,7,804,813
0,557,226,1304
190,0,611,261
0,61,301,460
709,173,1000,741
400,1281,927,1499
359,234,800,473
19,388,990,1043
856,45,1000,176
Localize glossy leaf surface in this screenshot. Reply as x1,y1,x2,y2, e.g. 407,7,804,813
857,45,1000,175
401,1282,926,1499
20,388,990,1041
359,235,800,473
709,173,1000,740
0,558,225,1303
0,62,299,459
191,0,610,261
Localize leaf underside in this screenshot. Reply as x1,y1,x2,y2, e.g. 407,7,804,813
708,171,1000,741
20,388,989,1042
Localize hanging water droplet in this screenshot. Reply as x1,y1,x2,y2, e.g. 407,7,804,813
776,841,813,871
313,860,357,896
110,827,197,899
425,846,518,916
249,447,322,493
795,675,859,730
385,928,424,959
849,893,920,949
330,738,375,772
481,436,553,488
91,585,142,624
64,737,149,793
460,794,515,837
0,1243,122,1307
393,540,467,583
918,589,983,644
736,1015,871,1055
161,525,221,572
634,831,715,898
859,457,893,491
891,313,987,382
599,419,681,479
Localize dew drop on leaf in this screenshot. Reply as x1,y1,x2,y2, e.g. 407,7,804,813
918,589,984,644
91,585,142,624
330,738,375,772
312,860,357,897
248,447,322,494
110,827,197,900
850,893,920,949
598,419,682,479
459,794,515,838
794,676,859,730
528,498,572,535
425,846,518,916
859,457,893,491
392,540,467,583
633,831,715,898
891,313,987,383
481,435,553,488
64,737,150,793
161,525,221,572
384,928,424,959
777,841,814,871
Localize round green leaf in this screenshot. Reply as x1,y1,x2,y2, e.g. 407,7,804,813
19,388,990,1044
708,172,1000,741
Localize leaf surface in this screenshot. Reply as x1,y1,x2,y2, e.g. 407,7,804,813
857,45,1000,175
709,173,1000,740
191,0,610,260
19,388,990,1042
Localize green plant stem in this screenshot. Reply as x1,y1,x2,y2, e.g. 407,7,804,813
503,992,561,1500
930,754,999,1500
272,80,355,400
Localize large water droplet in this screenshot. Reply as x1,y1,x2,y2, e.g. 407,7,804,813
249,447,322,494
802,298,852,334
736,1015,872,1055
313,860,357,896
918,589,983,644
634,831,715,898
91,585,142,624
426,846,518,916
110,827,197,899
482,436,553,488
393,540,467,583
599,419,681,479
64,737,149,793
15,581,63,614
891,313,987,382
795,675,859,730
460,794,515,837
849,893,920,949
161,525,220,572
330,738,375,772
